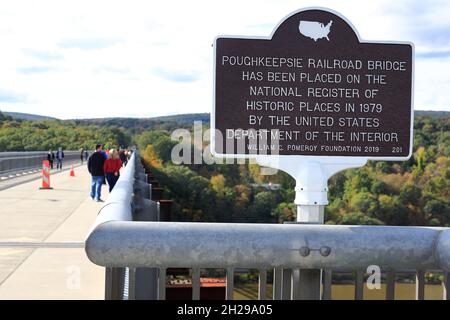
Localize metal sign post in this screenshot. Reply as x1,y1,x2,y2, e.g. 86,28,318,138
257,155,366,299
212,7,414,299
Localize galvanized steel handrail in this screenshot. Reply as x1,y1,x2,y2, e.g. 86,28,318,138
86,221,450,272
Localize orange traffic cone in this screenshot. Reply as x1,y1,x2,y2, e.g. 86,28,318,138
70,165,75,177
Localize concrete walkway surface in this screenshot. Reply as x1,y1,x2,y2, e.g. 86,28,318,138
0,164,108,299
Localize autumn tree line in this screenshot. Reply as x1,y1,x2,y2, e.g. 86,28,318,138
1,110,449,226
138,115,449,226
0,111,131,151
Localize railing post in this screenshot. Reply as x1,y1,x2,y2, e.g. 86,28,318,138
258,269,267,300
322,269,332,300
291,269,300,299
226,267,234,300
105,267,125,300
281,269,292,300
297,269,322,300
132,165,159,300
295,205,324,300
192,268,201,300
355,270,364,300
385,270,396,300
443,272,449,300
128,268,136,300
272,268,282,300
134,268,158,300
415,270,425,300
158,268,167,300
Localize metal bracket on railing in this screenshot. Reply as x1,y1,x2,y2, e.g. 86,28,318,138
131,195,159,222
296,246,331,257
133,180,151,199
135,172,148,183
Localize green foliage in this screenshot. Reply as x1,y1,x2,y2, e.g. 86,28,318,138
340,212,384,225
248,191,278,222
0,117,131,151
134,114,449,226
3,110,448,226
135,130,180,164
272,202,296,223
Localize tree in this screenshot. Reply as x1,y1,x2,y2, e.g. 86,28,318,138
272,202,295,223
340,212,384,225
424,199,450,225
414,146,426,173
153,135,177,163
399,184,422,206
371,180,389,195
135,130,168,151
143,145,162,168
377,195,409,225
210,174,226,198
249,191,277,222
0,118,130,151
349,191,378,215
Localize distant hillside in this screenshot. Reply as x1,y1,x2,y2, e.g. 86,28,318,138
2,111,58,121
77,113,210,124
2,110,448,125
74,113,210,134
415,110,450,118
71,110,450,122
151,113,210,123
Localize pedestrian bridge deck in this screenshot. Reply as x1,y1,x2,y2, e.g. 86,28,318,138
0,164,104,299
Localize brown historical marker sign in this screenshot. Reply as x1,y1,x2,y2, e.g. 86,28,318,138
212,8,414,159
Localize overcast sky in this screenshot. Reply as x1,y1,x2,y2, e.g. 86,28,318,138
0,0,449,119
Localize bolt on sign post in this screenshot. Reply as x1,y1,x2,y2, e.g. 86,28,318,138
39,160,53,190
211,7,413,299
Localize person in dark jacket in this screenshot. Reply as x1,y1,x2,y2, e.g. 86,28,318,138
80,148,84,164
47,150,55,169
87,144,106,202
119,149,127,167
55,147,64,169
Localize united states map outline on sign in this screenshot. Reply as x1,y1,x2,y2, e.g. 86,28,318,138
299,20,333,41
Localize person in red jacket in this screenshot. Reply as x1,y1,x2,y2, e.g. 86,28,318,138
103,149,122,192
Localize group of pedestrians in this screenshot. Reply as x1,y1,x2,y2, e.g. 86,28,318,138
80,148,89,164
87,144,131,202
47,147,64,170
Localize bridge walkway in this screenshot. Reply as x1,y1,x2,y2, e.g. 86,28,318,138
0,164,105,299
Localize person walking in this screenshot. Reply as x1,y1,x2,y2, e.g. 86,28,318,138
84,149,89,162
80,148,84,164
55,147,64,170
87,144,106,202
103,149,122,192
101,147,108,185
119,149,127,167
47,150,54,169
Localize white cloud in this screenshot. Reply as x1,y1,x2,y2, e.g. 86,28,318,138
0,0,449,119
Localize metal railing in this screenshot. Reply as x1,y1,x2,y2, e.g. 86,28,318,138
85,151,450,300
0,151,83,177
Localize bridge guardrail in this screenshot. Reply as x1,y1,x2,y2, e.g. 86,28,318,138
0,151,82,177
